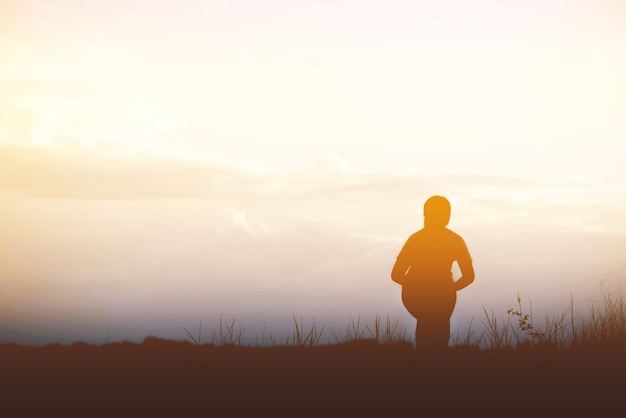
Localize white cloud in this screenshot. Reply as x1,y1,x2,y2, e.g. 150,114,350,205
229,209,271,236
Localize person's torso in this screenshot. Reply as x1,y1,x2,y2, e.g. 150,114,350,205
402,228,462,285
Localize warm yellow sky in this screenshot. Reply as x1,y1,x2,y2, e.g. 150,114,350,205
1,0,625,344
2,0,625,175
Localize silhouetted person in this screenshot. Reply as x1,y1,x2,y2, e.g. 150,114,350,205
391,195,474,351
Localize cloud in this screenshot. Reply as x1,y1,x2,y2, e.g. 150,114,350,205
229,209,271,236
0,144,259,199
2,143,624,235
1,144,625,344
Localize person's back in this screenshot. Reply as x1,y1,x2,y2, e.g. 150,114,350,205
391,195,475,351
398,227,468,287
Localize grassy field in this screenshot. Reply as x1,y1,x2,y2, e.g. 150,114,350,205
2,282,625,415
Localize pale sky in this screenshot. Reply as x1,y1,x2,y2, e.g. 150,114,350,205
1,0,625,345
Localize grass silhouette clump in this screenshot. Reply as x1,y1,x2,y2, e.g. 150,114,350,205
184,314,411,349
174,279,625,353
478,280,626,352
184,315,245,347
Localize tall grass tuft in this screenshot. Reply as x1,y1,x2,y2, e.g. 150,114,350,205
366,314,409,345
451,318,483,349
327,314,409,345
476,280,626,351
183,321,202,345
287,315,325,347
578,280,625,347
211,315,245,346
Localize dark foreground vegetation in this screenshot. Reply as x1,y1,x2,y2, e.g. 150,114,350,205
2,338,625,415
2,284,625,415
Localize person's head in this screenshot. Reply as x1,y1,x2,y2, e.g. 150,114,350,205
423,195,451,228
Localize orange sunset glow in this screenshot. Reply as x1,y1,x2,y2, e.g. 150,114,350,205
1,0,625,348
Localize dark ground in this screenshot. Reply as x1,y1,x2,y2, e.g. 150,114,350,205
1,337,625,416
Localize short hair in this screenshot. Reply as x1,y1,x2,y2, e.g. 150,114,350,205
423,195,451,227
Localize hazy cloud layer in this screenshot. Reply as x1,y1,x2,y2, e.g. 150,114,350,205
1,144,625,344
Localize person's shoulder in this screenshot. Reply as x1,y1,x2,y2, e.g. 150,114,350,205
403,229,425,243
444,228,467,243
408,228,426,239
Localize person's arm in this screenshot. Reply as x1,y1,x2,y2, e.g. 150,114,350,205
391,237,412,285
391,257,410,285
454,256,474,291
